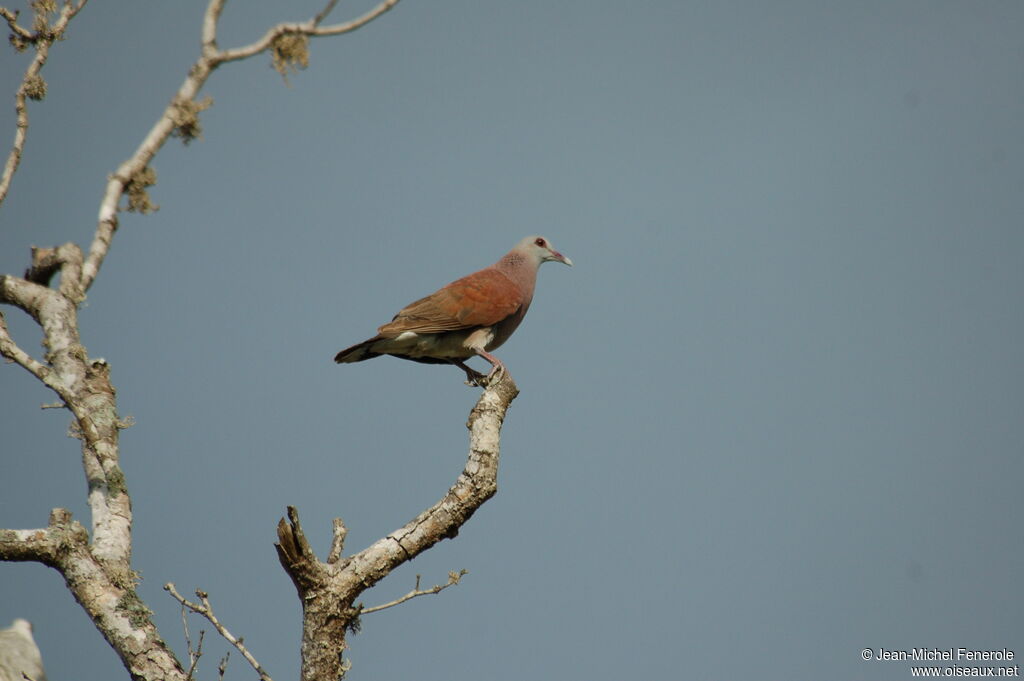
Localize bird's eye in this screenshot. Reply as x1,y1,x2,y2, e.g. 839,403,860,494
534,237,546,247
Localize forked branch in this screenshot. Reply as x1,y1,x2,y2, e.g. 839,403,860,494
84,0,401,291
360,570,469,615
274,376,519,680
1,2,405,681
164,584,273,681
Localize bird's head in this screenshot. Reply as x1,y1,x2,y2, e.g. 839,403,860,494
519,235,573,267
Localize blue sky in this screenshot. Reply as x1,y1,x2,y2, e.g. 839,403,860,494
2,2,1022,680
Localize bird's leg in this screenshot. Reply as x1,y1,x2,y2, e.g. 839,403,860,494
474,349,507,386
451,360,487,387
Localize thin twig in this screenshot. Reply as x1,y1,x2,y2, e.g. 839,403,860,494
312,0,340,27
0,7,33,40
0,0,89,209
214,0,401,63
217,652,230,681
361,570,468,615
164,583,273,681
201,0,227,56
190,630,205,680
179,601,205,680
180,602,190,651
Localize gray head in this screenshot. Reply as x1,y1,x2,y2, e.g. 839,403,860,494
512,236,573,268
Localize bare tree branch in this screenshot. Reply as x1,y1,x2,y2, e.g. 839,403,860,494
360,570,468,615
215,0,401,63
274,377,519,680
0,310,51,384
82,0,402,291
0,276,81,407
2,0,400,674
0,7,33,40
164,584,273,681
0,509,185,681
201,0,227,56
312,0,341,28
0,510,79,565
326,517,348,564
0,0,88,208
217,652,230,681
178,603,205,681
25,243,85,301
1,3,533,681
2,260,131,567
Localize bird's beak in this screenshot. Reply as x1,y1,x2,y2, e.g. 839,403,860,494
550,250,573,267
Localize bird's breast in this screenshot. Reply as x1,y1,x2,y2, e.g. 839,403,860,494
484,305,528,351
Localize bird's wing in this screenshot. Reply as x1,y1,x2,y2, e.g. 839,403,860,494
378,268,523,335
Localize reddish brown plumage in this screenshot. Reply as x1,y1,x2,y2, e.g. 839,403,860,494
334,236,571,384
379,268,525,335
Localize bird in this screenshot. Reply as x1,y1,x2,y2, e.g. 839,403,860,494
335,236,572,385
0,619,47,681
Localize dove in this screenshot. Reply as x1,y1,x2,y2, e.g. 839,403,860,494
334,236,572,385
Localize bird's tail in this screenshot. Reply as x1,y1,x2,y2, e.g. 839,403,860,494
334,337,382,363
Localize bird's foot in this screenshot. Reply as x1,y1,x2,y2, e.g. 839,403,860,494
455,361,488,387
455,356,507,388
472,350,508,388
461,365,505,388
484,362,506,387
